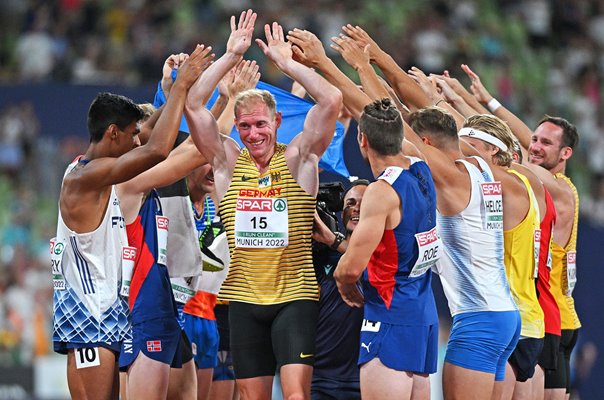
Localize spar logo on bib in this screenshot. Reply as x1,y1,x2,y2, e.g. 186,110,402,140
481,182,502,195
237,198,273,212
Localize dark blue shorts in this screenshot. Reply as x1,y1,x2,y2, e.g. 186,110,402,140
445,310,521,381
311,376,360,400
213,350,235,381
118,317,182,370
358,319,438,374
54,340,121,355
182,313,219,369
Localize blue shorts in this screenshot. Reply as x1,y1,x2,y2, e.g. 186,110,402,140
358,320,438,374
213,350,235,381
182,313,219,369
445,310,521,381
54,340,121,355
119,317,182,370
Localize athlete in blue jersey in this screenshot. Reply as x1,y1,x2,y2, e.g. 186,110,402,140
311,180,368,400
335,99,439,400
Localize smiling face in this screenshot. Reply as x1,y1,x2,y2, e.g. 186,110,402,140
342,184,367,234
235,100,282,165
529,121,568,171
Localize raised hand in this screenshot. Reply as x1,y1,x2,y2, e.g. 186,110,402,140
341,24,383,62
226,9,257,56
461,64,493,103
256,22,293,70
162,53,189,79
228,60,261,97
331,35,371,71
174,44,214,88
408,66,443,105
286,28,328,68
434,76,463,104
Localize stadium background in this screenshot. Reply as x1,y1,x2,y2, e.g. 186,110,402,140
0,0,602,398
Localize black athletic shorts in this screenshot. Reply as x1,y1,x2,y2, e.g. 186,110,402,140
215,304,230,352
509,337,544,382
545,329,579,391
179,329,194,364
229,300,319,379
538,332,561,371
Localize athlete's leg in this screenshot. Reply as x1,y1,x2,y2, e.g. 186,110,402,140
128,352,171,400
210,379,235,400
411,374,430,400
197,367,214,400
279,364,313,400
167,359,197,400
67,347,118,400
443,362,495,400
119,371,128,400
361,358,413,400
236,376,273,400
511,377,533,400
532,366,545,400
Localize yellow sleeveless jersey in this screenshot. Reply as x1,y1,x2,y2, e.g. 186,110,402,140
550,173,581,330
504,170,545,338
218,144,318,304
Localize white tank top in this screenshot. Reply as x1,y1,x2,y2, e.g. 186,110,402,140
434,157,517,316
52,159,130,344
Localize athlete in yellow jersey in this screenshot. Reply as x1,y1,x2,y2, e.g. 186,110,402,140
460,115,545,400
184,14,342,400
504,114,581,399
504,169,545,340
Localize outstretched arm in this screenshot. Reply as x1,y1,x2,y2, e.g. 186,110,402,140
342,24,431,111
185,10,256,200
258,23,342,160
80,44,213,190
461,63,533,151
331,35,391,102
407,66,466,128
287,28,369,120
216,60,260,135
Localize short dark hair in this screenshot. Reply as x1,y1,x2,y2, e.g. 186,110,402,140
408,106,458,147
359,98,403,156
87,93,144,143
537,115,579,150
344,178,370,199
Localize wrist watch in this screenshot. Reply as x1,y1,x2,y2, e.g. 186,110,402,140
330,231,345,250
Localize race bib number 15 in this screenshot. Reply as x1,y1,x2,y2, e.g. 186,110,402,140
234,197,288,248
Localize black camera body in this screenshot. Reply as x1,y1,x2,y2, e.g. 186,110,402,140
315,181,345,237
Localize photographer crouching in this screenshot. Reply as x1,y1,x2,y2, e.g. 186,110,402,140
310,179,369,400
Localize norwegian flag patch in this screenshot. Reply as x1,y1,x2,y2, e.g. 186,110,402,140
146,340,162,352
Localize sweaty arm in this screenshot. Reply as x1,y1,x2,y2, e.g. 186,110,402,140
335,181,396,307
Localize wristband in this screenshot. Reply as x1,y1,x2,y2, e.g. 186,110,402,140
487,98,502,113
330,232,345,250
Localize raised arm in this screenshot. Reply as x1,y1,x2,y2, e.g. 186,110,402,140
330,35,391,102
438,70,490,115
406,66,466,128
216,60,260,135
258,23,342,158
186,9,256,108
461,63,534,151
287,28,369,120
185,10,256,199
342,24,431,111
79,44,213,189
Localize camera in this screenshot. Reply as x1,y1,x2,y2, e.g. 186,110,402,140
316,181,345,233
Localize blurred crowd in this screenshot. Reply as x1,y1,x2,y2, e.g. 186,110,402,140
1,0,604,367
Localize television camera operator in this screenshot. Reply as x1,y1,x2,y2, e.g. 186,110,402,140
310,179,369,400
